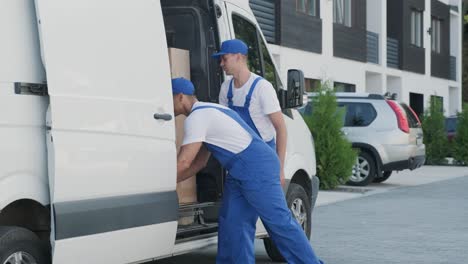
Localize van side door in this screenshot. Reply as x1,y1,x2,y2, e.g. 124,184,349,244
34,1,178,263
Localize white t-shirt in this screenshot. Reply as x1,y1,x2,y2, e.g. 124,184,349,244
218,73,281,142
182,102,252,154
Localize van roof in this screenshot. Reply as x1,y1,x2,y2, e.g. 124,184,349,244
223,0,250,11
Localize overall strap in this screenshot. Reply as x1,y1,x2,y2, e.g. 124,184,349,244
244,77,263,108
227,79,234,108
192,105,262,141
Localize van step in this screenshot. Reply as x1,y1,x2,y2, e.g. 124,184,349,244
176,222,218,237
179,202,216,211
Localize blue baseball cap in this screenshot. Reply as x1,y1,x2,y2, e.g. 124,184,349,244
212,39,248,58
172,77,195,95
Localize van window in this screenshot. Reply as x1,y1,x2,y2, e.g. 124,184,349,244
339,103,376,127
232,15,262,76
259,36,279,89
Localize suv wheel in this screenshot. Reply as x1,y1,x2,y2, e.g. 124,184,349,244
373,171,392,183
0,227,50,264
263,183,311,262
347,152,376,186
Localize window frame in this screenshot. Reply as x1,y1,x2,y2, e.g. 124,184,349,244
297,0,318,17
431,17,442,53
333,0,352,27
410,9,423,48
334,81,356,93
304,78,321,92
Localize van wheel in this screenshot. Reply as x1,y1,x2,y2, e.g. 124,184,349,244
347,152,376,186
263,183,311,262
0,227,50,264
374,171,392,183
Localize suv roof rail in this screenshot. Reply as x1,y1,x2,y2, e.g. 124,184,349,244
306,92,384,100
334,93,384,100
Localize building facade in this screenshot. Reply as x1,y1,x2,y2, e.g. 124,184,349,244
250,0,463,117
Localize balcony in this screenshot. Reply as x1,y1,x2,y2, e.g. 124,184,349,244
250,0,278,43
366,31,379,64
387,37,399,69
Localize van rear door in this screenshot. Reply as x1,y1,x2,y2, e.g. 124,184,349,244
34,1,177,263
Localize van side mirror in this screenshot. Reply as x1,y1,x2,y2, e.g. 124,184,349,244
279,69,305,109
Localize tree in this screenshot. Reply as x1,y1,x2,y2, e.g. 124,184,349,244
453,104,468,165
422,98,448,164
302,83,357,189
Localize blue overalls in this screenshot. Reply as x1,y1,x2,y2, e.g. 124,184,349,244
191,105,323,264
227,77,276,149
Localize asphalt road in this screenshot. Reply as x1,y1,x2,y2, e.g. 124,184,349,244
155,168,468,264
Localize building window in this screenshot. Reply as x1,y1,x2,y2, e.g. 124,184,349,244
297,0,317,17
334,81,356,92
431,17,441,53
333,0,352,27
410,10,423,47
430,95,444,113
304,78,321,92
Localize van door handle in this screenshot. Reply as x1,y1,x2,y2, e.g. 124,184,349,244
153,113,172,121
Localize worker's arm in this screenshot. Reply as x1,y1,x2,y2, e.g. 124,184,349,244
177,142,211,183
269,111,287,186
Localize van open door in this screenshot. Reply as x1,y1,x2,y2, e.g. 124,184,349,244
35,1,178,263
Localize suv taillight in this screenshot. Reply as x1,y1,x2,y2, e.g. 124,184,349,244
386,100,409,133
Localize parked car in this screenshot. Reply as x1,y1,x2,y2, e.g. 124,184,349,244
299,93,426,186
445,116,458,142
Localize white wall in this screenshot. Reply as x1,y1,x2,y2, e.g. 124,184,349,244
386,76,402,100
365,72,383,94
270,45,366,90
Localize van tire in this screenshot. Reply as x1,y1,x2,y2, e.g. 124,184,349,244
347,151,376,186
263,183,311,262
0,226,50,264
373,171,392,183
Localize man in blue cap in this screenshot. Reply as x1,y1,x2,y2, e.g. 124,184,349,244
172,77,323,264
212,39,287,186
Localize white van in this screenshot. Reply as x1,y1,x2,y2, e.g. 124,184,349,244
0,0,318,263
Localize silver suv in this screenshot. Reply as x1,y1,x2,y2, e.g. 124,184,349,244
300,93,426,186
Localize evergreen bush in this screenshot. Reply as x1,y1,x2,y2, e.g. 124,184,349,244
302,83,357,189
422,98,448,164
453,105,468,165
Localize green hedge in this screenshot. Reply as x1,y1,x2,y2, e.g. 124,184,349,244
453,105,468,165
302,87,356,190
422,98,448,165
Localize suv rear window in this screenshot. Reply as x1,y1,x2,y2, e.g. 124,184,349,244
339,103,376,127
400,103,420,128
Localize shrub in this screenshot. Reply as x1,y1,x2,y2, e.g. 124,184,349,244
453,105,468,165
422,98,448,164
302,83,357,189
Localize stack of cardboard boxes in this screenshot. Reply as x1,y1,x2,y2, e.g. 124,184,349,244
168,47,197,225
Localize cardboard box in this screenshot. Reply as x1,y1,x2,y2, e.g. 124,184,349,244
168,47,197,225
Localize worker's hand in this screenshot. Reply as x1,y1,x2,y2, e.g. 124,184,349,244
280,169,285,186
